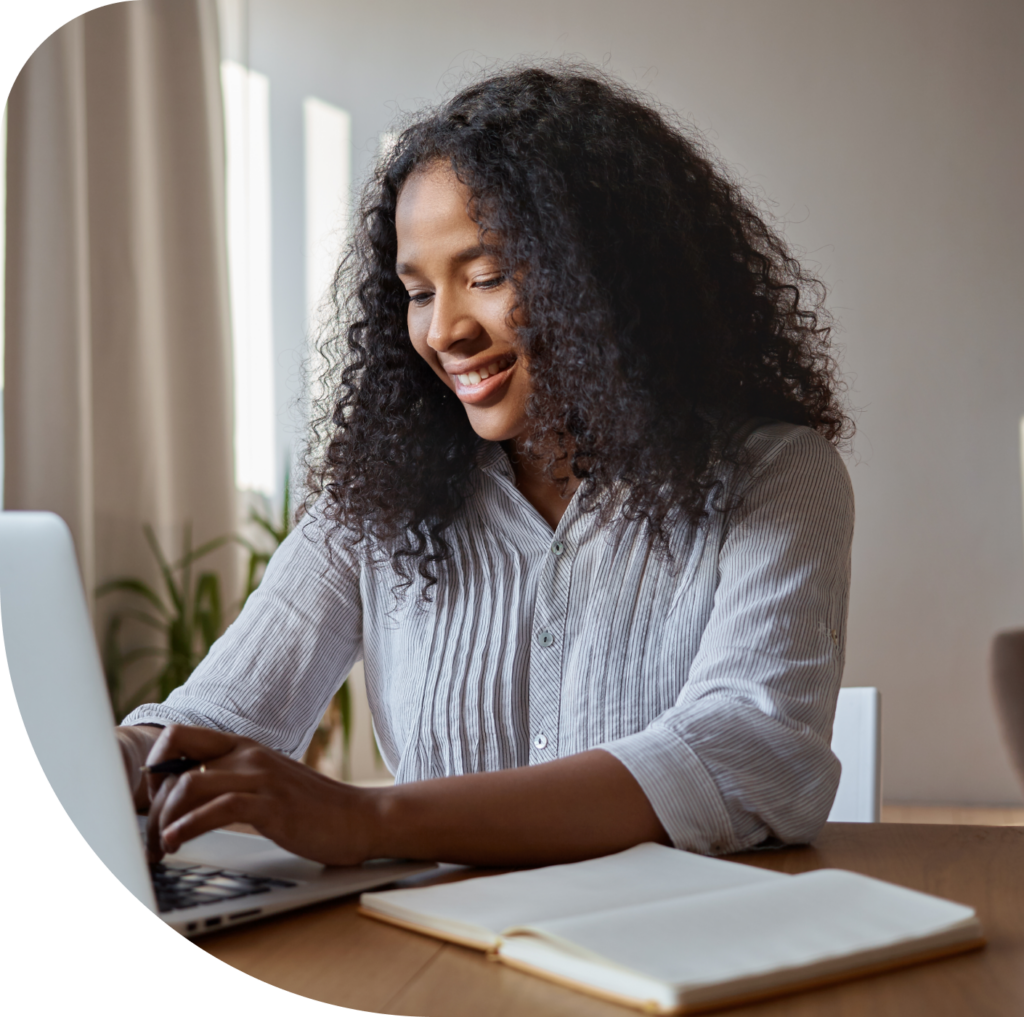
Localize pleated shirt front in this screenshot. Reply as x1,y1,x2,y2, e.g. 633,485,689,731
125,421,854,854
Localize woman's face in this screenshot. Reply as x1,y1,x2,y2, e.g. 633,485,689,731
396,163,530,445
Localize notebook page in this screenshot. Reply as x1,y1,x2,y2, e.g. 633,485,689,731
360,842,784,944
501,868,980,1006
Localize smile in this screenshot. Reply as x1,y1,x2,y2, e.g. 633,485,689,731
447,355,517,403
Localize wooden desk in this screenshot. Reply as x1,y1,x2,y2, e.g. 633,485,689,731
199,823,1024,1016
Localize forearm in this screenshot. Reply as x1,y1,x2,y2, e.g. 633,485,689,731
366,748,670,866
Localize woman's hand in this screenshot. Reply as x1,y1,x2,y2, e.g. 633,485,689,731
115,724,163,811
143,724,378,866
143,724,670,870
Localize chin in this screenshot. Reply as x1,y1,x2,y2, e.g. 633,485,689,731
465,411,525,445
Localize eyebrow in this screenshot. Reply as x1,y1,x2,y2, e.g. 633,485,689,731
395,243,499,276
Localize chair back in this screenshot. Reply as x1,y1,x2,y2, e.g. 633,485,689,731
827,686,881,822
990,629,1024,794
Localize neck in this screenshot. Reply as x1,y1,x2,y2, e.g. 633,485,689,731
503,438,581,531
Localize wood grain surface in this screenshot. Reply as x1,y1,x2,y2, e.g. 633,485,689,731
199,823,1024,1016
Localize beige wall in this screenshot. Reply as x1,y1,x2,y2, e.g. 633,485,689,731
250,0,1024,804
8,1,1011,802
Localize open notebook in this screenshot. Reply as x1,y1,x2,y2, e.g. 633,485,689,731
360,843,983,1014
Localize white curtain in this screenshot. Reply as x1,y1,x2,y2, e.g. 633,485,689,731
4,0,236,615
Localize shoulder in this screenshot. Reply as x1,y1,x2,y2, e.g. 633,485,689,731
718,421,854,543
740,421,851,497
258,502,368,586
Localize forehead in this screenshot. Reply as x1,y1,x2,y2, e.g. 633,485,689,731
395,164,478,257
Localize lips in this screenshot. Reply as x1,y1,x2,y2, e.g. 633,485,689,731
445,355,517,404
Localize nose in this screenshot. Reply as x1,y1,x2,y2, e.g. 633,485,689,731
425,287,480,353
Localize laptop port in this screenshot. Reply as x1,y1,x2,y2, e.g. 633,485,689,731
229,909,262,921
186,922,198,932
204,917,222,928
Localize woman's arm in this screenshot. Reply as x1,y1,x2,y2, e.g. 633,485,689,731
119,514,365,759
374,747,671,863
141,723,669,866
115,724,163,811
601,427,854,853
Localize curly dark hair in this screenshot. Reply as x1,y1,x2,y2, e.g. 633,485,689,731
305,65,849,593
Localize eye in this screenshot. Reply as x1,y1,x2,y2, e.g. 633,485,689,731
407,290,433,306
473,274,506,290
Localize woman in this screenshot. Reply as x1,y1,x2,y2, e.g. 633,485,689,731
118,67,853,867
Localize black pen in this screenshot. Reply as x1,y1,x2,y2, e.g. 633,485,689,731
140,757,206,775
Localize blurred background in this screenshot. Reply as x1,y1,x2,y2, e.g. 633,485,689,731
3,0,1023,814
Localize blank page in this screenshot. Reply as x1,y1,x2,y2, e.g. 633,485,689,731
503,868,980,1006
361,842,784,944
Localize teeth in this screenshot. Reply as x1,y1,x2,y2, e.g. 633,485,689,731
456,359,511,387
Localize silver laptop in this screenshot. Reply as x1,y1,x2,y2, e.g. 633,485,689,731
0,511,432,937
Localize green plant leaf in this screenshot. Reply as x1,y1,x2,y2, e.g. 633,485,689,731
101,614,124,720
231,533,261,555
194,571,222,654
180,523,194,657
97,519,242,718
172,533,232,570
95,577,169,617
337,682,352,747
144,524,184,615
117,607,168,632
243,553,269,603
118,646,167,665
337,681,352,781
251,514,284,544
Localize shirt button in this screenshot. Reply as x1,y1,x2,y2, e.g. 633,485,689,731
550,540,565,556
533,733,548,750
537,630,554,647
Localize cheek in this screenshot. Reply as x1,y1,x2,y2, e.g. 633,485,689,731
407,318,453,388
407,313,432,363
509,370,532,416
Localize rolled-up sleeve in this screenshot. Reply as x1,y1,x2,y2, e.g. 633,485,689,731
121,513,363,759
602,429,854,853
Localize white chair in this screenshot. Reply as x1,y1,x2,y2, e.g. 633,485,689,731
827,687,881,822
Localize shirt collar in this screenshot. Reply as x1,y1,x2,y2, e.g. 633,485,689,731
474,440,516,482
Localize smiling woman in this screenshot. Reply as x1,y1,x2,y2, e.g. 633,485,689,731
396,164,575,528
397,167,531,442
117,66,854,870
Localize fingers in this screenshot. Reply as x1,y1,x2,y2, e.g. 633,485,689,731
143,723,242,804
142,723,248,861
145,723,239,769
146,764,260,861
139,734,373,867
161,792,263,854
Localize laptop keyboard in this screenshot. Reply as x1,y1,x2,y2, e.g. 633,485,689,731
151,862,297,914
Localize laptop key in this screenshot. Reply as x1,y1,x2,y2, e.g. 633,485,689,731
204,875,260,890
152,862,290,913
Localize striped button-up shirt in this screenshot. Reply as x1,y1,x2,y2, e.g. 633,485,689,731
125,420,854,854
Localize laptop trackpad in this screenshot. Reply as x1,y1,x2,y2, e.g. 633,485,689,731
164,828,327,883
